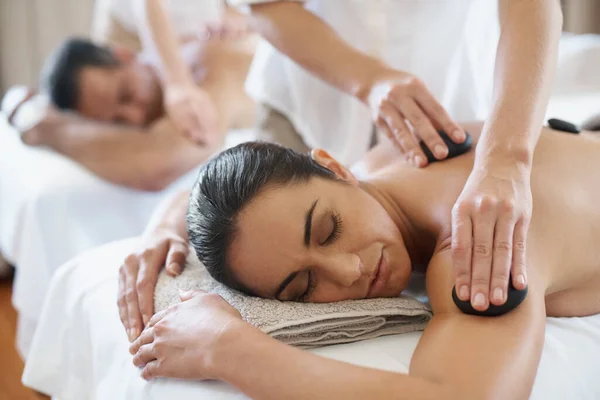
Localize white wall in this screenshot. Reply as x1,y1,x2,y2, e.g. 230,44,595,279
0,0,96,93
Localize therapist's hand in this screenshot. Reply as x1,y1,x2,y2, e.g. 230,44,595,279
118,226,189,342
130,290,244,381
164,82,219,145
451,161,532,311
367,71,465,167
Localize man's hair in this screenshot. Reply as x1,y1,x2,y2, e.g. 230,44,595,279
40,37,120,110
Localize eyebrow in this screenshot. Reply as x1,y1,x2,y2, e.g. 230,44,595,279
275,199,319,299
304,199,319,248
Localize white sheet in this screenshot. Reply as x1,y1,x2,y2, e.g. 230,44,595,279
22,238,600,400
0,116,253,356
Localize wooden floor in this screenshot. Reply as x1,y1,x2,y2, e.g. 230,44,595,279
0,275,50,400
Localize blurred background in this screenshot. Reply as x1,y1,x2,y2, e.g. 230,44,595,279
0,0,599,93
0,1,599,399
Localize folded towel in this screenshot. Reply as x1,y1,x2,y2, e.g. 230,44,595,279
155,253,432,348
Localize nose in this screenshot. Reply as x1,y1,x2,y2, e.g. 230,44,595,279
318,253,363,288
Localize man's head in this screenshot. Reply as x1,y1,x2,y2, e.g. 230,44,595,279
41,37,162,126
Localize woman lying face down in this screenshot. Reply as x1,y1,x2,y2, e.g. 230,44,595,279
132,122,600,399
187,142,414,303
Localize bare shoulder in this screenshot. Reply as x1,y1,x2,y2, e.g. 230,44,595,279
410,249,547,399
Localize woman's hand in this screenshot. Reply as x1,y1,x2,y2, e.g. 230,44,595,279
451,161,532,311
164,82,219,145
130,290,244,381
366,70,465,168
118,226,189,342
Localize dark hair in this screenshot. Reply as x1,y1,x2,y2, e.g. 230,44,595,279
187,141,337,293
40,37,119,110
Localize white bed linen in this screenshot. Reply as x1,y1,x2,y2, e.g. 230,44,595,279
0,116,252,356
22,238,600,400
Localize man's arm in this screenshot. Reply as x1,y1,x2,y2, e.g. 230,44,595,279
25,112,216,191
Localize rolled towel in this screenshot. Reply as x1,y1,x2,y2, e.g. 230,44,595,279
155,253,432,348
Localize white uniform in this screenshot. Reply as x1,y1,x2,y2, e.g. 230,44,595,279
107,0,225,65
229,0,500,165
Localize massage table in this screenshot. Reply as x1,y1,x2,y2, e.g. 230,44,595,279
21,87,600,399
22,237,600,400
0,113,253,357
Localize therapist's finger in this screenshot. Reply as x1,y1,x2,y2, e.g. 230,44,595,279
376,115,404,153
397,98,448,161
490,205,516,306
172,106,202,144
141,360,161,381
511,216,529,291
125,255,143,342
380,103,425,167
470,197,496,311
168,108,188,135
147,309,168,328
451,202,473,301
117,266,130,333
414,87,465,143
133,344,156,368
165,241,189,277
191,105,210,142
137,243,168,327
185,108,207,145
130,327,155,355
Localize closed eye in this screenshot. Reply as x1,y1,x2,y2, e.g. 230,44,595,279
298,271,316,302
321,212,342,246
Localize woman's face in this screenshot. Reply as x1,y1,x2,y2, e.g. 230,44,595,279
227,151,413,303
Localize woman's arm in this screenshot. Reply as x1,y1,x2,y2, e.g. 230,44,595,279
132,248,546,399
412,249,547,399
451,0,562,312
215,322,445,400
133,291,448,400
220,250,546,400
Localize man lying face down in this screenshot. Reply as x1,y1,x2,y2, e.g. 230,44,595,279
46,38,163,127
2,36,255,191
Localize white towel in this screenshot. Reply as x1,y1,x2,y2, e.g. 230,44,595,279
155,253,432,348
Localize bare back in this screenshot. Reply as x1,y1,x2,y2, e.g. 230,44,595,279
356,122,600,317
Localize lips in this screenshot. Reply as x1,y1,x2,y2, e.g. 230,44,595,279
367,250,389,298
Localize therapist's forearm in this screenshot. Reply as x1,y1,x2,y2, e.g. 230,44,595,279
213,323,447,400
248,2,389,102
142,0,195,83
477,0,562,168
